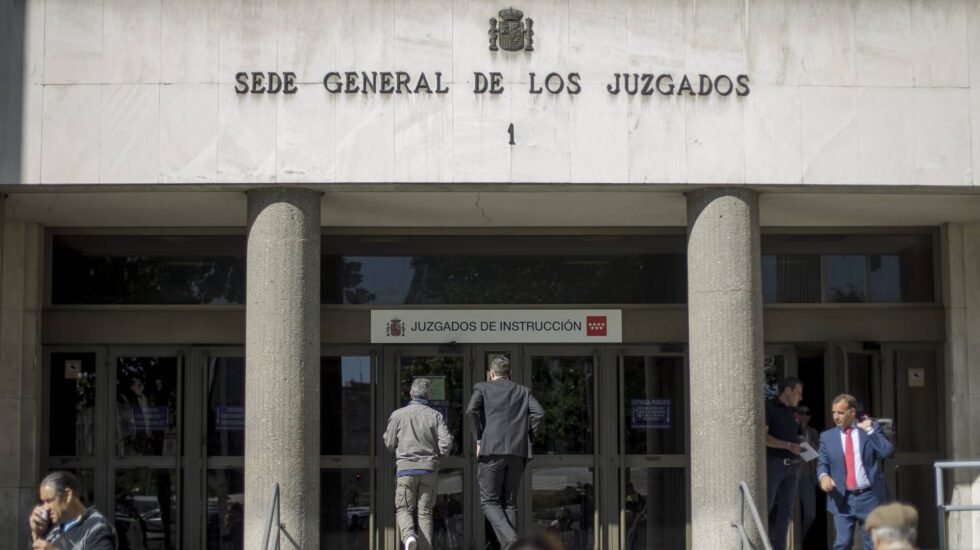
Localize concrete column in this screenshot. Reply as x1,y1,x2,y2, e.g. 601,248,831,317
0,198,44,550
686,188,766,550
943,223,980,549
244,188,321,549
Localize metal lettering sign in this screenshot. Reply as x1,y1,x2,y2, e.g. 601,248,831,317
371,310,622,343
489,8,534,52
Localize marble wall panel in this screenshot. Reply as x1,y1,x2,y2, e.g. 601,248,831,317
335,95,394,182
627,94,686,184
797,0,855,86
19,85,44,184
911,0,969,87
854,0,912,87
24,0,45,85
743,85,801,184
627,0,686,75
161,0,220,83
217,88,277,182
685,0,744,76
451,87,511,183
393,93,453,183
278,0,337,84
218,0,279,84
100,84,160,183
0,399,20,486
334,0,394,72
744,0,802,86
43,0,103,84
914,88,972,185
41,85,101,183
686,96,744,183
510,91,570,182
801,87,860,184
103,0,162,84
569,0,627,83
969,0,980,87
159,84,218,183
276,84,337,183
858,88,913,185
570,88,628,183
973,88,980,186
394,0,453,78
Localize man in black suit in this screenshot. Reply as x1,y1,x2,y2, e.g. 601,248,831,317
465,355,544,549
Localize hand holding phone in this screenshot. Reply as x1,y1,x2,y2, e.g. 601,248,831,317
28,506,50,541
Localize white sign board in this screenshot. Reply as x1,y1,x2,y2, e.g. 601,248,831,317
371,310,622,344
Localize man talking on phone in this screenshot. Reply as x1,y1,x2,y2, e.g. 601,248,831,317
817,394,895,550
28,471,117,549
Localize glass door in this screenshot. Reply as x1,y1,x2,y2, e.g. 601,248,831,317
617,347,688,550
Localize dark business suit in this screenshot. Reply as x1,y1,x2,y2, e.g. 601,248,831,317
465,378,544,547
816,422,894,550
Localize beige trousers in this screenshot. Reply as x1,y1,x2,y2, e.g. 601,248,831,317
395,472,438,550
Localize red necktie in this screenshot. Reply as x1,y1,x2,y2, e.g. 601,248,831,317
844,427,857,490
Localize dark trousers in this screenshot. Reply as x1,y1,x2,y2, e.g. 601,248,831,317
478,455,526,547
766,456,800,550
831,489,877,550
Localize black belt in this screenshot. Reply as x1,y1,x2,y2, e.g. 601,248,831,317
781,458,800,466
847,487,872,495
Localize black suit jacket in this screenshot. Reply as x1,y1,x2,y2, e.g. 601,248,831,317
466,378,544,458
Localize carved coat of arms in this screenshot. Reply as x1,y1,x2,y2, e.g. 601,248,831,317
386,318,405,337
489,8,534,52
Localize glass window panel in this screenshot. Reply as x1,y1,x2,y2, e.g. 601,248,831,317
115,356,179,457
320,469,371,550
893,350,939,453
207,357,245,457
761,255,821,303
434,469,464,550
623,356,685,455
49,353,97,457
531,356,594,455
868,255,902,302
825,255,867,303
846,353,874,415
896,465,941,550
47,468,96,506
51,235,245,305
114,468,178,550
624,468,686,550
530,467,595,550
321,356,372,455
206,468,244,550
398,356,463,455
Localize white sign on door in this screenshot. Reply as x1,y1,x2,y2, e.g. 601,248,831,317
371,309,622,343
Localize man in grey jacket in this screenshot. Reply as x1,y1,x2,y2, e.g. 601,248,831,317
28,471,117,550
466,356,544,550
384,377,453,550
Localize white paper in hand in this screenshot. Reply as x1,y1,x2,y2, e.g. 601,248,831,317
799,441,819,462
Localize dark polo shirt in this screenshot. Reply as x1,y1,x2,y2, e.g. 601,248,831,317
765,399,801,460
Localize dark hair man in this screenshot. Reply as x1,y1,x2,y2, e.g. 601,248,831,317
465,355,544,549
817,394,896,550
764,376,804,550
28,471,117,549
383,377,453,550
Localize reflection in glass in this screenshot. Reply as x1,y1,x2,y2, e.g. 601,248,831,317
49,468,96,506
623,356,685,455
207,469,244,550
115,357,179,457
761,255,821,303
846,354,874,414
433,469,464,550
114,468,177,550
532,356,594,455
763,354,785,400
399,356,463,455
320,469,371,550
208,357,245,457
321,356,372,455
624,468,686,550
824,255,867,303
531,468,594,550
49,353,97,456
51,235,246,305
868,255,901,302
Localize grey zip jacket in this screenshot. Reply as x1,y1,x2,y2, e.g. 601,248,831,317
383,400,454,471
39,507,117,550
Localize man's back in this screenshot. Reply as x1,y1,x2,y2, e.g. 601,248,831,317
383,401,453,471
466,378,544,457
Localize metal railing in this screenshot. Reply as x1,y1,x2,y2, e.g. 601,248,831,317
261,482,282,550
733,481,773,550
934,460,980,550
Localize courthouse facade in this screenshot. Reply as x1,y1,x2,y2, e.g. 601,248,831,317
1,1,980,549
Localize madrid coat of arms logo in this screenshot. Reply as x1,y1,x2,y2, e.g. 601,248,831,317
489,8,534,52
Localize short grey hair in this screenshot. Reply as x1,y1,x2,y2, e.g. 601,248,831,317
410,378,431,400
490,355,511,377
873,527,916,546
41,471,83,502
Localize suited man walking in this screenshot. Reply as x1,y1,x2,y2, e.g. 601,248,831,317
465,355,544,549
817,394,895,550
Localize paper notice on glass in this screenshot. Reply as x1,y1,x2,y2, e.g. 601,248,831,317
799,442,819,462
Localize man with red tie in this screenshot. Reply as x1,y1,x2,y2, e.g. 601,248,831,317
817,394,895,550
